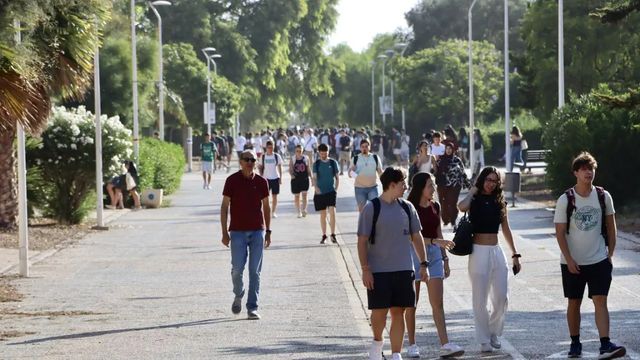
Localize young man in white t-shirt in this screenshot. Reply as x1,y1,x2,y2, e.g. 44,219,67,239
235,132,247,159
554,152,625,359
430,132,445,159
259,140,283,218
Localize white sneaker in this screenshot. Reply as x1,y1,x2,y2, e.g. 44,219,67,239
203,183,207,189
480,343,493,352
391,353,403,360
297,212,303,218
440,343,464,358
207,184,211,190
490,335,502,349
272,212,278,218
302,210,307,217
406,343,420,358
368,339,384,360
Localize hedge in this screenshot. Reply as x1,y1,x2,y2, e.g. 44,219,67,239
138,138,185,195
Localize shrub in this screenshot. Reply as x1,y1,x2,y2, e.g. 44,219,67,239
138,138,185,195
27,106,132,224
543,90,640,206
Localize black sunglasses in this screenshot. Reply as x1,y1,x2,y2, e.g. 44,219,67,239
242,158,257,163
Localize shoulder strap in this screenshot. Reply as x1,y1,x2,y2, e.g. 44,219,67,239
314,159,319,174
397,199,412,237
353,154,358,166
369,198,381,244
595,186,608,246
564,188,576,234
373,154,380,170
433,201,441,215
331,159,338,174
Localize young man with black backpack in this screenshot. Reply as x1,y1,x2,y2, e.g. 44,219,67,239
554,152,625,359
357,167,429,360
312,143,340,244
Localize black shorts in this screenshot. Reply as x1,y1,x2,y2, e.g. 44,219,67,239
561,258,612,299
367,271,416,309
313,191,336,211
291,176,310,194
267,179,280,195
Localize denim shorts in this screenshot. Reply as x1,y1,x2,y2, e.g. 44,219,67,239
355,186,379,208
412,244,445,280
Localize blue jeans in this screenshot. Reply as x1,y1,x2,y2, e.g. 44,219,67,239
511,146,522,167
355,186,379,208
230,230,265,311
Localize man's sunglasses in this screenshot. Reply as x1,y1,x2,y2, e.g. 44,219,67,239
242,158,257,163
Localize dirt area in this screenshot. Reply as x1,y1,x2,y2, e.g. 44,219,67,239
0,218,93,251
0,275,23,303
0,330,36,341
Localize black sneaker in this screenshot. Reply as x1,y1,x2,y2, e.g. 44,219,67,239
330,234,337,243
320,234,327,244
568,342,581,358
598,342,626,359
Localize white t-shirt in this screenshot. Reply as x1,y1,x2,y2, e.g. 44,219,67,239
261,153,283,180
235,136,246,152
430,143,445,157
553,186,614,265
400,135,410,152
304,135,317,152
353,153,382,188
252,137,262,151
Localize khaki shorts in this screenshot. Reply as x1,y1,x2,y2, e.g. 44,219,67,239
339,151,351,162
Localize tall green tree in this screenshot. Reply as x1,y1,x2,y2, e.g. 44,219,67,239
0,0,110,228
395,39,503,132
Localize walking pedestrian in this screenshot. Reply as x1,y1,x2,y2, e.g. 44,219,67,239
338,129,352,175
220,149,271,320
457,166,521,353
430,132,446,159
349,138,383,212
434,143,470,226
200,133,216,188
235,132,247,160
471,129,485,179
357,167,429,360
259,140,283,218
510,126,523,169
312,143,339,244
554,152,626,359
405,172,462,358
290,144,312,218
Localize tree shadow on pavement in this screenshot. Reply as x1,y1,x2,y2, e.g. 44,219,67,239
216,336,367,358
7,317,242,345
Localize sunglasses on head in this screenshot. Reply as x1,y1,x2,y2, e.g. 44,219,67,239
242,157,257,163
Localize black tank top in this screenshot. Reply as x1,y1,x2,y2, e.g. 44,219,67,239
470,194,503,234
293,157,308,178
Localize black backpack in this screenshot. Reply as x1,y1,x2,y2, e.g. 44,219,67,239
565,186,608,246
369,198,412,244
339,135,352,151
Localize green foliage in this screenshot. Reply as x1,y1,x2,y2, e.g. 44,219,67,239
395,39,503,131
543,87,640,205
138,138,185,195
26,106,133,224
477,112,543,162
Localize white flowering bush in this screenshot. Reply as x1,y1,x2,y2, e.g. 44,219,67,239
27,106,133,224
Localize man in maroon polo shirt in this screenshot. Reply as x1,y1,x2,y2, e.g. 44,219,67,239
221,149,271,320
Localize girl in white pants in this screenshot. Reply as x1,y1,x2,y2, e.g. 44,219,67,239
458,166,521,352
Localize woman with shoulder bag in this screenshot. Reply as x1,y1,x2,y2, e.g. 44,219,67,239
457,166,521,353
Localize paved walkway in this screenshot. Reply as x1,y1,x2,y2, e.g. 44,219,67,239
1,161,639,359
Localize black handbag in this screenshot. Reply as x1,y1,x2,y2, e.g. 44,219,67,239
449,212,473,256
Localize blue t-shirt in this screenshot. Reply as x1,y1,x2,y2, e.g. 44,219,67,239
314,159,339,194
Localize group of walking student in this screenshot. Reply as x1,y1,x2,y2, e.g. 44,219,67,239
218,138,626,359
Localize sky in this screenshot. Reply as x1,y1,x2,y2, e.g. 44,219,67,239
328,0,420,52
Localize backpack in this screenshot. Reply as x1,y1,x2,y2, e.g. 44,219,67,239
564,186,608,246
371,136,381,152
260,153,280,175
313,159,338,175
339,135,351,151
287,137,296,153
353,154,380,170
369,198,412,245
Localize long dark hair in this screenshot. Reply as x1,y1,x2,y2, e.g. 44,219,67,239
407,172,433,208
474,166,506,219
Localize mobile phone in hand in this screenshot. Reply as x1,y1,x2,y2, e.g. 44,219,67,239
512,264,520,276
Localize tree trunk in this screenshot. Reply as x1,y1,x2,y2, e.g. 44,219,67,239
0,129,18,229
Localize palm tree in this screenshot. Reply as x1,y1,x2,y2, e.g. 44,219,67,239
0,1,110,228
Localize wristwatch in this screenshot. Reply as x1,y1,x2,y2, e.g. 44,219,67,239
265,229,272,234
420,261,429,267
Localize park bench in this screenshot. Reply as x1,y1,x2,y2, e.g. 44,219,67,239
514,149,550,172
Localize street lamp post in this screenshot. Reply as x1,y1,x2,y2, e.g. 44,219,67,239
468,0,479,176
378,54,388,126
14,19,28,277
394,42,408,130
504,0,512,172
93,18,106,231
148,1,171,141
370,60,376,128
130,0,140,160
558,0,565,108
201,48,220,134
385,49,396,123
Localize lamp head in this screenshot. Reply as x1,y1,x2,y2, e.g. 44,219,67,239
150,0,171,5
209,54,222,59
385,49,395,57
202,47,217,53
